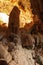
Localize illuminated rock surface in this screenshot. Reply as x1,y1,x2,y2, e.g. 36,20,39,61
0,33,43,65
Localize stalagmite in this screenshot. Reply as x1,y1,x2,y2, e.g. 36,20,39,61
8,6,20,34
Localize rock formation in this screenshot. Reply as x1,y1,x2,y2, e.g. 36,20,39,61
8,6,20,34
30,0,43,34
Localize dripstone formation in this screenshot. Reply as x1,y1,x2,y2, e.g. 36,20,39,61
8,6,20,34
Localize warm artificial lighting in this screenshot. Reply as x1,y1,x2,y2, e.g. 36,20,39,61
20,10,33,28
0,0,33,28
0,12,33,28
0,12,9,27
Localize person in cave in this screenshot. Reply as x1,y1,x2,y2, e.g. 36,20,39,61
8,6,20,34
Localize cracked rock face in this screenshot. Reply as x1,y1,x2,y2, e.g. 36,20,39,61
0,33,35,65
0,43,35,65
0,32,43,65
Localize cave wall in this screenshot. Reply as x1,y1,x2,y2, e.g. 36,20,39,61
30,0,43,21
30,0,43,34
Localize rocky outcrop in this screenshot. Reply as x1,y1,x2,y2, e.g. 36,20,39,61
0,43,35,65
0,31,43,65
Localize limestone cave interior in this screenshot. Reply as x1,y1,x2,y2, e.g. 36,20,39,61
0,0,43,65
